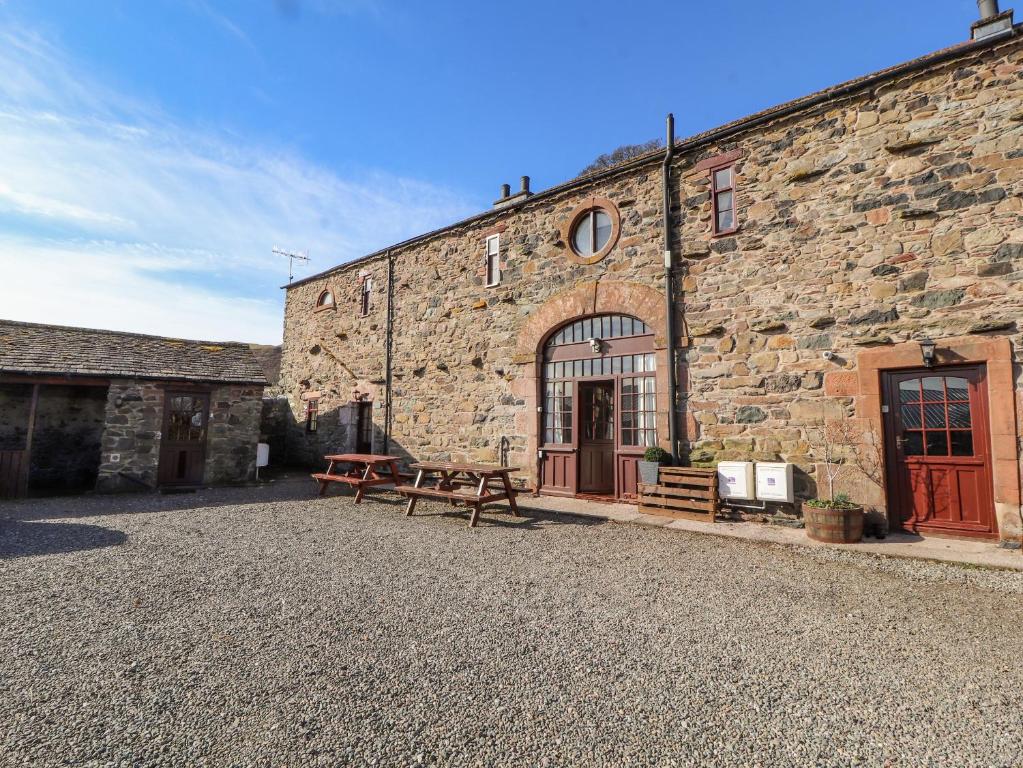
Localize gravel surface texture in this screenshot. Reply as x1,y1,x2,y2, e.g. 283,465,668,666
2,480,1022,767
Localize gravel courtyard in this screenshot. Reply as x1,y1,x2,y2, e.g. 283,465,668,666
2,481,1022,767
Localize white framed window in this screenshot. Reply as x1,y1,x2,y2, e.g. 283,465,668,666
360,277,372,316
485,234,501,287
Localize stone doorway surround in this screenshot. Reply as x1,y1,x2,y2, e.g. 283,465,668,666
854,336,1020,541
512,280,670,495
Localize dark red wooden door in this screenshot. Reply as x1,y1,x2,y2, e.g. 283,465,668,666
578,382,614,494
355,401,373,454
883,367,996,538
158,392,210,486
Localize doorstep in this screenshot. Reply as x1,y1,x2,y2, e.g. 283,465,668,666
517,495,1023,572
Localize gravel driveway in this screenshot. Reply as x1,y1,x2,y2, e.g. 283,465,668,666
2,480,1022,767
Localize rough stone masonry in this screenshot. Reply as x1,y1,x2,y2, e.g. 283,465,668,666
279,26,1023,539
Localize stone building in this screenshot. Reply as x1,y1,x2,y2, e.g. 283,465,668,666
278,8,1023,541
0,320,266,497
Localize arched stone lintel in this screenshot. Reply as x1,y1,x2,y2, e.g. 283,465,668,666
514,280,667,358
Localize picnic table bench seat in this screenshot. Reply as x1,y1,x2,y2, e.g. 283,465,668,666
396,461,521,527
311,453,402,503
392,484,496,503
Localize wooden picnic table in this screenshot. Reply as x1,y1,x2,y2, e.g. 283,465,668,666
395,461,521,528
311,453,402,503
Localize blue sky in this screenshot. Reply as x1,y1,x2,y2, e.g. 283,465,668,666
0,0,983,343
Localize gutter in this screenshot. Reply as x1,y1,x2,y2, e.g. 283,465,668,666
283,25,1019,292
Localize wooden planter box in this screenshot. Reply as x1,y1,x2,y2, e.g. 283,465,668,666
638,466,718,522
804,505,864,544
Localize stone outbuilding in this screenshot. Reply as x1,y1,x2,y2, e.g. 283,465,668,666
0,320,267,498
277,9,1023,542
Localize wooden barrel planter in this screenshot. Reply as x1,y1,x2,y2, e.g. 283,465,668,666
803,505,864,544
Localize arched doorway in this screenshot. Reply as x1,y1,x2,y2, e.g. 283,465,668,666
540,314,657,499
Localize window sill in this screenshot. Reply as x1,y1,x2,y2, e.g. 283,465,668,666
313,305,336,313
485,281,501,289
711,226,741,239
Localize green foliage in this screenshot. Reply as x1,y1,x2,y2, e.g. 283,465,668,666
804,492,859,510
643,446,670,464
579,139,664,176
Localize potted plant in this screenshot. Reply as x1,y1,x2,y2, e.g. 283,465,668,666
638,446,670,486
802,418,867,543
803,493,864,543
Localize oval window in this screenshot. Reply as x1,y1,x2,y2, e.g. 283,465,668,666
572,209,613,257
561,197,621,265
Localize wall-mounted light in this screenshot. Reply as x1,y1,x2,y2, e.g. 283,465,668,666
919,337,937,367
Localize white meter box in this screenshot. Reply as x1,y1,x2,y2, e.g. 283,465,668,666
717,461,755,500
755,462,794,503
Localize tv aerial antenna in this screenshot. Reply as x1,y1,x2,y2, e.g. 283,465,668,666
273,246,310,283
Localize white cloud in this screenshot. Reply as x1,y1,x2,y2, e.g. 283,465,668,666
0,19,475,344
0,237,283,343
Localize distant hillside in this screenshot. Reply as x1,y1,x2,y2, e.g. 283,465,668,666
248,344,282,390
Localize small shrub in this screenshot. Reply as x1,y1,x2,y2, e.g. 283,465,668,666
578,139,664,176
643,446,670,464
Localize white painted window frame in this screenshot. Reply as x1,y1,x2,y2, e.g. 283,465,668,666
485,234,501,287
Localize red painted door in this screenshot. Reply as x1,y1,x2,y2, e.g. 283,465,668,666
158,392,210,487
883,367,996,538
578,382,614,494
540,379,576,496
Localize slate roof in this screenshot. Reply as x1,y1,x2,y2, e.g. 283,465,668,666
0,320,268,385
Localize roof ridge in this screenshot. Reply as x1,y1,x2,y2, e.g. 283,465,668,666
0,318,254,348
285,25,1020,290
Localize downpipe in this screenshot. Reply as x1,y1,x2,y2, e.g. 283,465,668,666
662,113,680,464
383,250,394,454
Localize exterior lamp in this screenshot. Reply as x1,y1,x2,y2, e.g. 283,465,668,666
919,338,937,367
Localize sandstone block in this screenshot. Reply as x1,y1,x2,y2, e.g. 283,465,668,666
824,371,859,397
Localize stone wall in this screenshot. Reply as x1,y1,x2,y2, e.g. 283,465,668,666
96,379,263,491
0,383,107,492
259,395,292,466
95,380,164,492
279,168,676,478
677,34,1023,537
279,32,1023,536
0,383,32,450
29,385,107,492
204,383,263,484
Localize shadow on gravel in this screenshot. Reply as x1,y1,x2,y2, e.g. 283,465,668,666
407,507,604,531
0,520,127,558
2,476,318,522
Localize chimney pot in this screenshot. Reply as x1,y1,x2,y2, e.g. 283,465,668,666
972,0,1012,39
977,0,999,19
520,175,530,193
500,183,510,199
